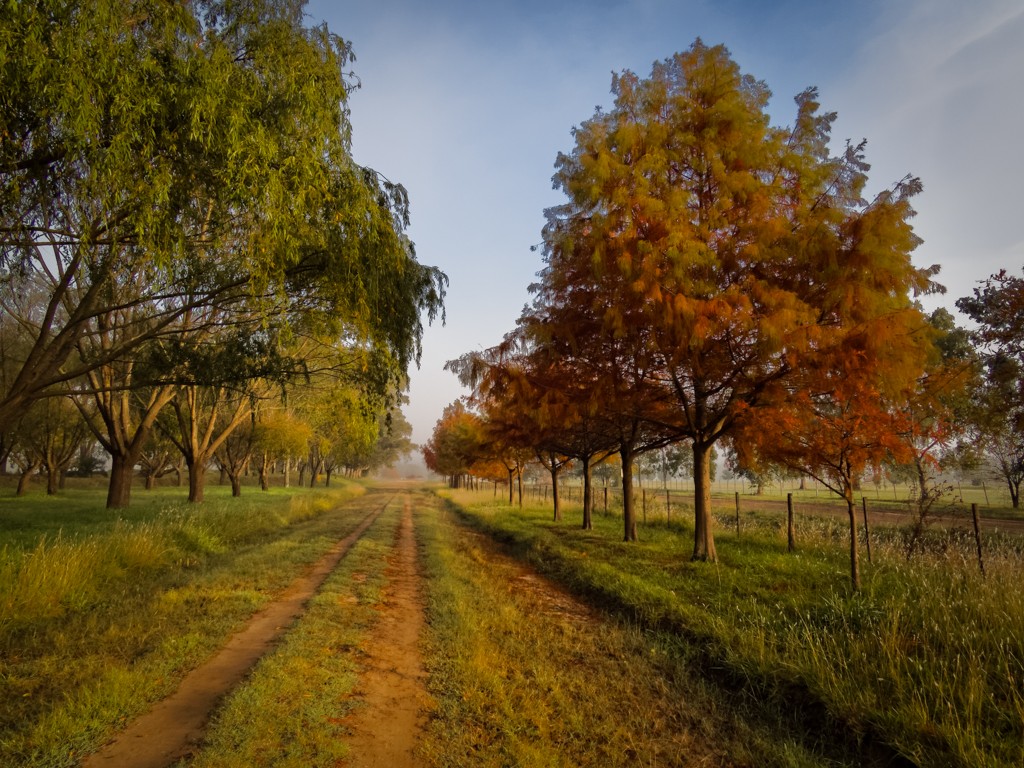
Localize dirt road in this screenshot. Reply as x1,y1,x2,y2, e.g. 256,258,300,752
82,500,388,768
340,497,429,767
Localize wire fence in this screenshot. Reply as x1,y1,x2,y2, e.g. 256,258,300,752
473,478,1021,531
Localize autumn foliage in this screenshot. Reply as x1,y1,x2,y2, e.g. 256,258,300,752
440,40,965,589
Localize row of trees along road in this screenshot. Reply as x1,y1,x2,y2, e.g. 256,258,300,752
0,0,445,505
437,40,1020,591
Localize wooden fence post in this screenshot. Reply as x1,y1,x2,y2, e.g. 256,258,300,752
787,493,795,552
971,503,985,576
734,491,740,536
862,497,872,564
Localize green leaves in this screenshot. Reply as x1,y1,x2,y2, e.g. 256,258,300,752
0,0,445,429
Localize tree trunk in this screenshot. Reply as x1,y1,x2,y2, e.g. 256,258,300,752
516,467,523,508
218,466,227,485
107,453,135,508
229,472,242,497
550,463,561,522
187,460,206,503
581,456,593,530
258,454,270,491
845,494,861,591
46,465,60,495
145,473,155,490
284,457,291,488
16,465,35,496
621,446,637,542
507,468,514,505
691,441,718,561
1008,477,1020,509
915,455,929,509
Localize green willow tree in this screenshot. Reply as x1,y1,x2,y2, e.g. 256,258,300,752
542,40,937,560
0,0,445,432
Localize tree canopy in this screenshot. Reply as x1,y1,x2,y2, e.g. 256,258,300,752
502,40,938,559
0,0,445,432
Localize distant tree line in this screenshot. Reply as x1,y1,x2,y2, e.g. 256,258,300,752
0,0,444,504
426,41,1022,590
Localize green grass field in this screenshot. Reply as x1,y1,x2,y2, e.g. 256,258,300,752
2,478,1021,766
442,488,1024,767
417,491,857,767
0,479,365,767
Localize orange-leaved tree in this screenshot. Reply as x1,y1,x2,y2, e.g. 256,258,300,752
517,272,676,541
422,400,488,488
735,310,933,589
449,330,616,526
543,39,938,561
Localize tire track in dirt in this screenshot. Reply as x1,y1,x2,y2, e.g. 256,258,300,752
340,495,428,768
82,495,394,768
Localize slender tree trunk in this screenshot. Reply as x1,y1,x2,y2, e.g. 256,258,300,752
581,456,593,530
144,473,155,490
325,468,332,487
507,468,514,505
915,455,930,509
517,466,523,508
621,446,637,542
550,463,561,522
1008,477,1020,509
229,472,242,497
284,457,291,488
845,493,861,591
691,441,718,561
258,453,269,491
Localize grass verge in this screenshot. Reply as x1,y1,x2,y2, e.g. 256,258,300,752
417,491,860,767
441,490,1024,768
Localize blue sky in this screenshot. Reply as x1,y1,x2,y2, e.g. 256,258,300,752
307,0,1024,446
